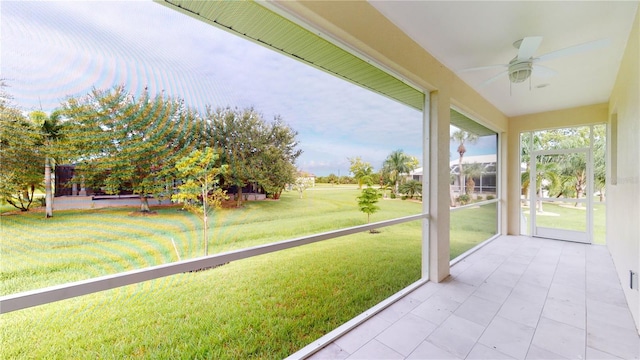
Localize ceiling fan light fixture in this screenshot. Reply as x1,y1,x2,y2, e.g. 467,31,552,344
508,61,533,83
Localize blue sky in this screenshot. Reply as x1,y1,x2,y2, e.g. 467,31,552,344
2,1,493,176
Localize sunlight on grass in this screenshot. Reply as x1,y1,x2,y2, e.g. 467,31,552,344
521,200,606,244
1,221,421,358
450,202,497,259
1,186,498,358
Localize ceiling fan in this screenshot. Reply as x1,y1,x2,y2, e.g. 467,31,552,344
459,36,610,88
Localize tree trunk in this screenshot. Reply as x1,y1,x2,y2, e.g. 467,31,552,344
466,178,475,196
538,184,544,213
458,157,464,196
202,186,208,256
450,184,456,207
203,216,208,256
45,157,53,218
236,186,243,207
140,195,150,212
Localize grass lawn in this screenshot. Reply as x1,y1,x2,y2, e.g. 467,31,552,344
1,186,429,358
450,202,498,259
0,185,502,358
521,200,606,244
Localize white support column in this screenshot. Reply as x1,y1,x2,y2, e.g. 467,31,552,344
422,93,430,280
429,91,451,282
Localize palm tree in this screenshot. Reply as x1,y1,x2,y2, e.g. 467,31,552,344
30,110,63,218
399,179,422,199
462,162,485,197
521,161,560,213
382,149,415,195
450,130,478,195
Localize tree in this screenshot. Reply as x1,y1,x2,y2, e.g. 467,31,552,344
382,149,417,194
172,148,228,256
348,157,374,189
521,161,560,212
0,81,42,211
30,110,64,218
593,125,606,201
451,130,478,195
208,108,301,205
62,86,199,212
294,176,314,199
399,179,422,199
255,117,302,199
357,182,382,232
208,107,266,207
462,162,485,196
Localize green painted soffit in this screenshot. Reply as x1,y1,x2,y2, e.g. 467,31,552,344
155,0,425,111
450,109,496,136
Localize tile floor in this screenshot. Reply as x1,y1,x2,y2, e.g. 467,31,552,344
308,236,640,359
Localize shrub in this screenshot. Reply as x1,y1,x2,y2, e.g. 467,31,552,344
401,195,408,200
486,195,495,200
456,194,470,205
476,195,484,201
390,193,396,199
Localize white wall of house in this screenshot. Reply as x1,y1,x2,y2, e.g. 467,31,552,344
607,6,640,334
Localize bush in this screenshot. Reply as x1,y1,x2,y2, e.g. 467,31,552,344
390,193,396,199
486,195,495,200
476,195,484,201
401,195,408,200
456,194,470,205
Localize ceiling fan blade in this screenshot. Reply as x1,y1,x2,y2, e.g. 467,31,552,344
480,70,508,87
532,65,557,78
517,36,543,61
536,38,611,63
458,64,507,73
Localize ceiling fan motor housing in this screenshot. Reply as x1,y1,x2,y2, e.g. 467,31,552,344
508,60,533,83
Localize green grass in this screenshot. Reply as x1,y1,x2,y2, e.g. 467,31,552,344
522,200,606,244
450,202,498,259
0,186,498,358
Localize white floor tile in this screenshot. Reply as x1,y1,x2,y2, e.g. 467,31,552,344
375,313,437,356
347,339,404,360
586,299,637,331
454,295,502,327
467,343,515,359
511,281,549,306
586,346,624,360
498,294,545,328
547,281,586,305
478,316,536,359
406,281,444,302
541,296,586,329
438,281,476,303
406,341,461,359
334,315,392,354
525,344,567,359
303,237,640,360
486,270,522,288
531,317,585,360
586,317,640,359
308,343,350,360
473,282,513,304
411,294,461,325
425,314,485,358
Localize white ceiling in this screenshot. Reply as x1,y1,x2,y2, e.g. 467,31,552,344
369,1,639,117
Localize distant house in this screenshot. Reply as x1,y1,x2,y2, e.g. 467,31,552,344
408,154,497,194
